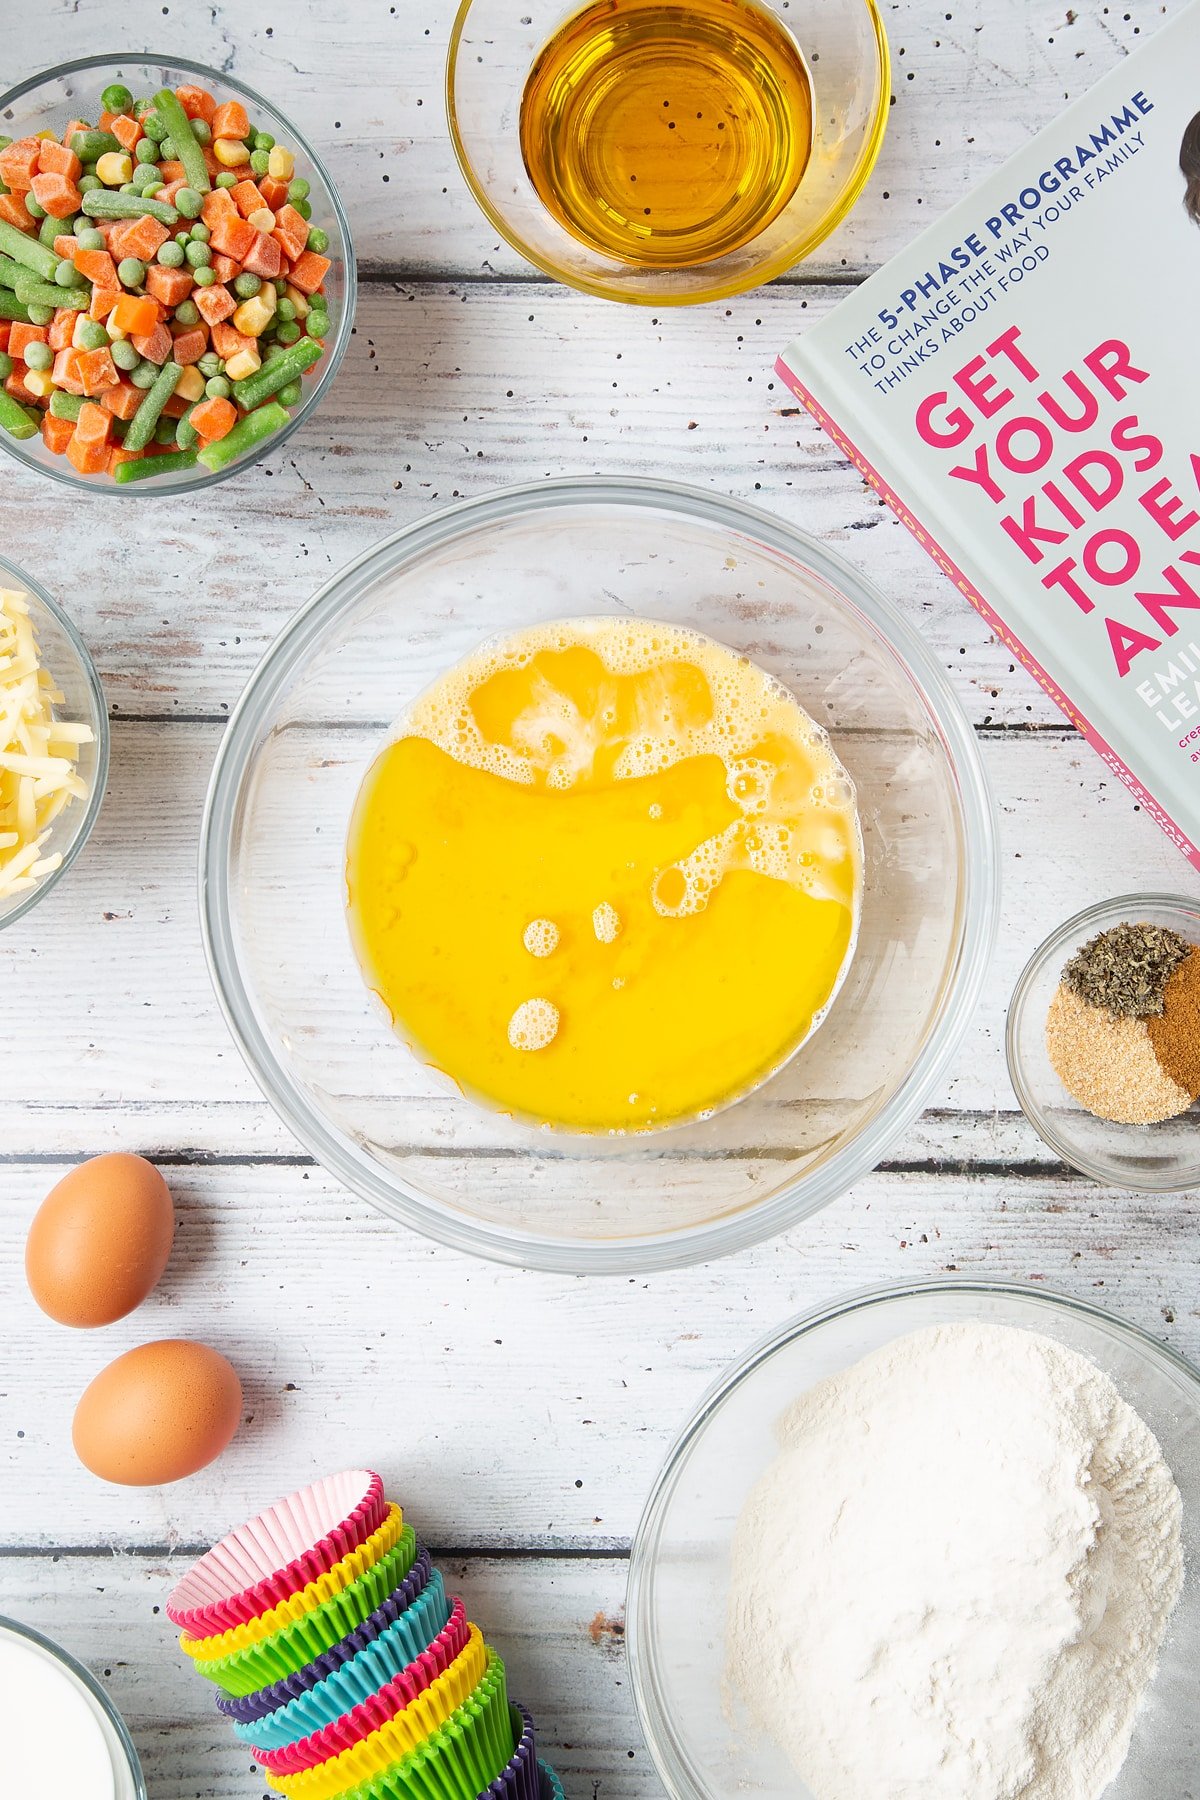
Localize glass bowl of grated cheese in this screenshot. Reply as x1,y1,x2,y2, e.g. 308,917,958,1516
0,558,108,931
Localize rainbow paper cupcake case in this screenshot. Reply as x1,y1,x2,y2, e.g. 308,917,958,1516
169,1471,563,1800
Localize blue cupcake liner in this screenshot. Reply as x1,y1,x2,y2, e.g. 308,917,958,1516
218,1549,437,1726
538,1763,564,1800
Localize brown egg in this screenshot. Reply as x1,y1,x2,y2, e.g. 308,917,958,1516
73,1340,242,1486
25,1153,175,1327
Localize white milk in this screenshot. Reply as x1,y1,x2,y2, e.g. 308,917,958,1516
0,1620,142,1800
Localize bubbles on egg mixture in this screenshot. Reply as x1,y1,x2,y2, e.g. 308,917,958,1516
592,902,621,944
523,918,560,957
508,998,560,1052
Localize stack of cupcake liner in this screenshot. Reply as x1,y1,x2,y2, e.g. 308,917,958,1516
167,1470,563,1800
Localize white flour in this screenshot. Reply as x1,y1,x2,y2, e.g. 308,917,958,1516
726,1323,1183,1800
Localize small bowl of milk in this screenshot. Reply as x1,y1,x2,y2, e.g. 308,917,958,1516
0,1616,145,1800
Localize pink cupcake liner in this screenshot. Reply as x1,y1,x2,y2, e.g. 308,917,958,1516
168,1470,387,1635
251,1600,471,1774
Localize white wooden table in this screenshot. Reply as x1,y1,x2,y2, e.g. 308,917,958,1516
1,3,1197,1795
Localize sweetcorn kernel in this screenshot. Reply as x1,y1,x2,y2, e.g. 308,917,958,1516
267,146,295,181
173,365,205,401
283,282,310,318
247,207,275,234
213,137,248,168
223,346,261,381
95,151,133,186
232,292,276,338
23,369,54,398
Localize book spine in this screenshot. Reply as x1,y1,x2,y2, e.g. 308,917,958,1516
775,355,1200,874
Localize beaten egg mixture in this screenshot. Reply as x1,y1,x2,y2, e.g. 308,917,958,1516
346,619,861,1132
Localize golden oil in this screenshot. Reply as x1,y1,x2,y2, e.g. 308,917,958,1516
519,0,814,269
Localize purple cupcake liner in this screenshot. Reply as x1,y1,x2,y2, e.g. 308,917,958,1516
217,1548,435,1725
483,1706,540,1800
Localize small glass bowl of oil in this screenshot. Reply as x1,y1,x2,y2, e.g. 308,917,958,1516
446,0,889,305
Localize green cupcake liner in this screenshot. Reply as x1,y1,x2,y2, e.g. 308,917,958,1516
339,1651,513,1800
195,1528,418,1697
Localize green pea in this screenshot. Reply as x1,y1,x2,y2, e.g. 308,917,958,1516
275,320,301,346
173,299,200,326
287,178,310,203
24,341,52,372
76,227,106,252
111,337,139,370
175,230,191,246
159,136,177,161
0,136,12,153
184,241,210,268
306,226,329,254
130,358,159,388
133,98,154,119
295,199,312,222
276,379,303,406
204,375,230,399
77,320,109,351
275,297,296,322
215,171,237,189
175,187,203,220
24,193,46,220
233,271,261,298
101,83,133,114
120,182,138,194
38,214,62,249
253,131,275,151
141,111,168,142
307,312,329,340
190,118,212,146
0,351,11,380
117,256,146,288
249,149,270,177
55,259,85,288
157,240,185,267
135,136,159,165
197,351,222,377
77,173,102,194
25,303,53,326
190,221,210,243
193,266,216,287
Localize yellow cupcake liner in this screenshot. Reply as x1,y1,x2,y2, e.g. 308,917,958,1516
182,1506,405,1661
188,1529,418,1697
266,1626,490,1800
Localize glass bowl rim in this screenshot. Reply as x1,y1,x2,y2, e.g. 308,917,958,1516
1006,890,1200,1192
0,554,109,933
0,51,357,498
199,474,999,1273
625,1272,1200,1800
444,0,891,307
0,1613,148,1797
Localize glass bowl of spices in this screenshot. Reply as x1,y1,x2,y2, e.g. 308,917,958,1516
1007,894,1200,1193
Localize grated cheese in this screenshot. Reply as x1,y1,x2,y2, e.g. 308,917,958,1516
0,588,95,903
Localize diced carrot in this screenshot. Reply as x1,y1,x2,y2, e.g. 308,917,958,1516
175,84,217,124
98,109,116,131
211,321,255,360
201,187,238,229
48,310,77,351
193,282,236,326
211,100,250,142
101,379,144,421
286,250,331,295
0,194,36,232
30,171,82,220
209,213,257,262
157,161,187,185
161,393,189,419
231,179,265,218
0,137,41,191
110,114,143,153
241,231,282,280
37,139,82,181
170,326,208,365
5,370,32,403
271,205,309,263
109,215,170,263
0,322,9,351
132,320,173,365
73,247,119,287
51,347,84,394
89,286,121,321
61,120,90,147
110,293,161,337
190,395,238,442
75,346,119,395
144,262,195,308
107,444,143,475
65,431,109,475
41,411,75,455
74,400,113,445
9,322,49,360
53,234,79,259
258,176,289,210
210,253,241,282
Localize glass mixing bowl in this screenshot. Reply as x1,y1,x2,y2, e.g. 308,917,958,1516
0,1615,147,1800
200,479,997,1272
628,1278,1200,1800
0,55,355,495
1007,893,1200,1193
446,0,889,305
0,555,108,932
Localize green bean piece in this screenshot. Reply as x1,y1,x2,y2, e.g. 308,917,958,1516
196,399,289,472
101,83,134,114
0,351,11,380
0,254,25,288
0,388,39,439
12,271,88,311
23,341,53,373
80,190,179,225
38,214,62,249
49,389,86,420
70,129,122,163
111,337,140,371
151,90,212,195
229,338,320,412
123,359,182,451
176,405,199,450
113,447,199,483
117,257,146,288
24,194,46,221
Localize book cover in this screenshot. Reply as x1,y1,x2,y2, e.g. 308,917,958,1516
777,0,1200,869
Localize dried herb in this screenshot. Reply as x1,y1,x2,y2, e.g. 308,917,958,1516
1061,922,1190,1019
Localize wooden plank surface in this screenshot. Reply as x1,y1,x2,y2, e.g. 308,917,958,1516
1,3,1198,1798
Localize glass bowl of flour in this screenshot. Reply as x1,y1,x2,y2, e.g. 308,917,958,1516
627,1278,1200,1800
